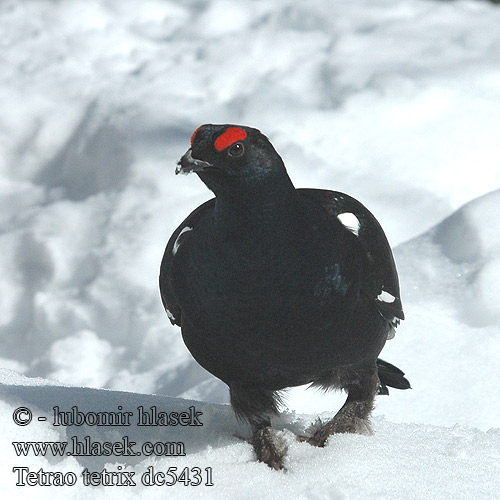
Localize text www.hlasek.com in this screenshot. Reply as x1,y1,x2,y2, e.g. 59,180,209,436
13,436,185,458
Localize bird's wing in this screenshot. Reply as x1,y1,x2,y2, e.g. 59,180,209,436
298,188,404,326
159,198,216,326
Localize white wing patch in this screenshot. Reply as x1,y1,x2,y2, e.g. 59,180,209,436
377,290,396,303
337,212,360,236
166,309,176,322
172,226,192,256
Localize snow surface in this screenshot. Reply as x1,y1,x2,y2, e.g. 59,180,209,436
1,0,500,498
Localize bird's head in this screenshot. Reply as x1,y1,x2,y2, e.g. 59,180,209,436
176,124,288,196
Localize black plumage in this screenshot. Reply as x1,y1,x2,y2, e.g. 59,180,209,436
159,124,410,469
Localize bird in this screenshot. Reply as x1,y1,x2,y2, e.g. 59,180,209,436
159,124,410,470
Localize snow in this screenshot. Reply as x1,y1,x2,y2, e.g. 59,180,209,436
1,371,500,499
1,0,499,498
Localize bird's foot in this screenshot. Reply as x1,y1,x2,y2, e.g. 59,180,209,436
296,417,324,444
307,417,372,447
299,403,373,447
252,425,288,470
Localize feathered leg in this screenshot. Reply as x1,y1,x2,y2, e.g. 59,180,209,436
230,384,287,470
307,360,379,447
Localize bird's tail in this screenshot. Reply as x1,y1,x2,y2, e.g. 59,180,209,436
376,358,411,395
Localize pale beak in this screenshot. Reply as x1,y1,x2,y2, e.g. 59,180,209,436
176,148,213,175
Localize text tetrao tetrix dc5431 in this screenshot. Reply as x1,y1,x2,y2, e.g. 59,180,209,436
159,124,410,470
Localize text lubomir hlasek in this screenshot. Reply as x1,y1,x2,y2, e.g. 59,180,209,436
51,405,203,427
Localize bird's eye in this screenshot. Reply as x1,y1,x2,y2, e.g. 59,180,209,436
228,142,245,157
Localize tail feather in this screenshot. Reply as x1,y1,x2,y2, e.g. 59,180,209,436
376,358,411,395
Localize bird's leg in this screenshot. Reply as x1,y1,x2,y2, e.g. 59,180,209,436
249,417,288,470
307,360,379,447
229,384,287,470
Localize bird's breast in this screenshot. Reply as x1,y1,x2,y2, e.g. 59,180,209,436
174,226,359,334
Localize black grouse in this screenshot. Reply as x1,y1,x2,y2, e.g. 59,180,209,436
160,124,410,470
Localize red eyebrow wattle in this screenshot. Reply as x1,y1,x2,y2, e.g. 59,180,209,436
214,127,247,152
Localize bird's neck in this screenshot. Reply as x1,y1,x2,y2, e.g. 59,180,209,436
213,172,300,242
